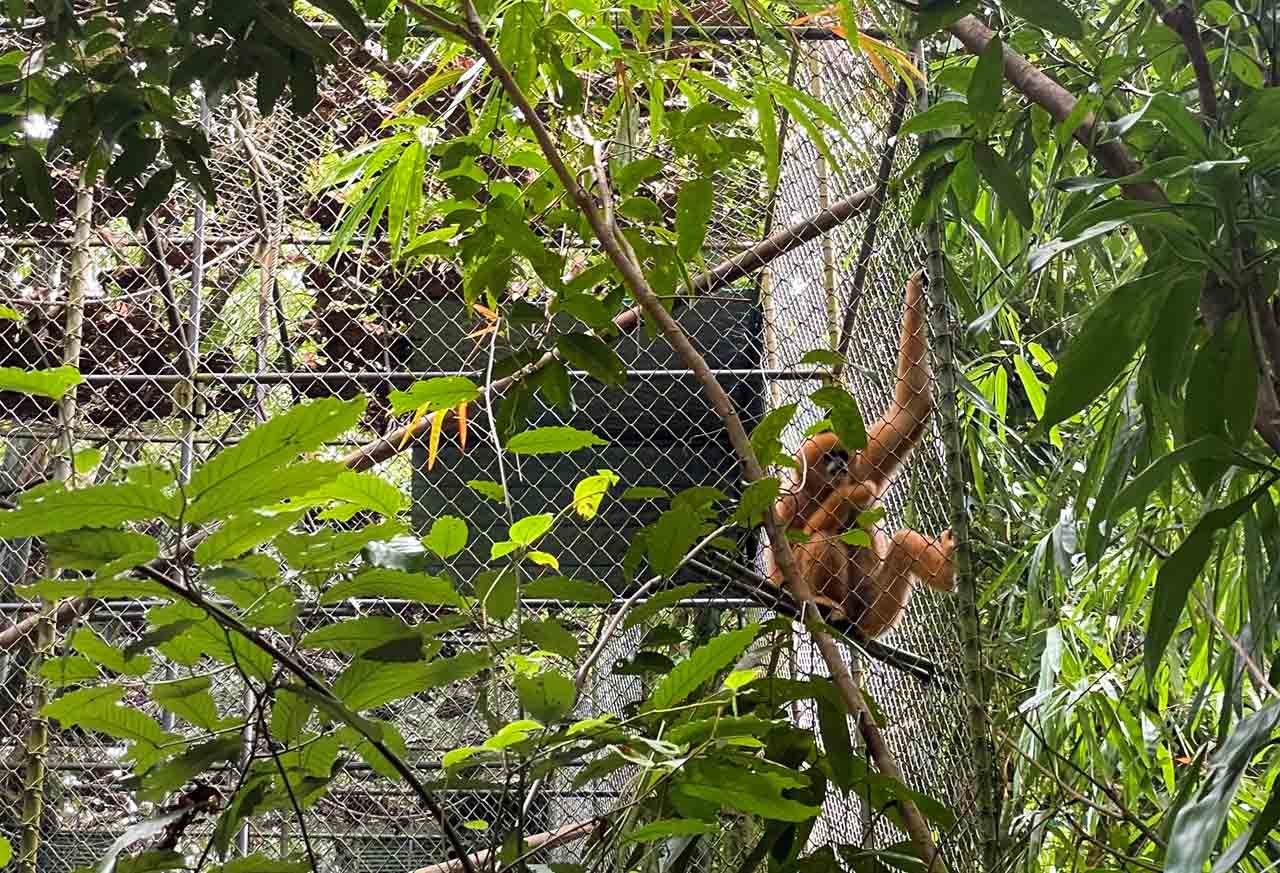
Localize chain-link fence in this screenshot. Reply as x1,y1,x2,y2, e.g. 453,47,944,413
0,18,981,873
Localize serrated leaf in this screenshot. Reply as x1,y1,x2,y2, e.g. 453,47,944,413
573,469,618,520
335,652,491,710
622,819,717,844
521,619,579,660
506,426,607,454
42,686,178,766
152,676,225,732
676,178,714,261
810,386,867,451
40,655,99,687
624,583,708,629
424,516,468,559
70,628,149,676
645,624,759,711
187,397,365,523
0,364,82,399
515,671,576,722
0,483,177,538
45,529,159,577
388,376,480,416
647,507,701,578
677,759,819,822
557,334,627,387
524,577,613,603
339,718,409,782
322,568,464,607
750,404,798,465
295,471,407,521
302,615,443,655
278,520,407,571
197,509,306,565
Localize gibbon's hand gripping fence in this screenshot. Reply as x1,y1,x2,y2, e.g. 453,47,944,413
0,18,992,873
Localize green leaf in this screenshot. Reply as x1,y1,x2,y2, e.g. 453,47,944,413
468,479,507,502
14,146,56,222
385,5,408,60
196,509,306,565
647,507,701,578
301,615,445,655
754,88,779,192
44,529,159,578
1003,0,1083,38
339,718,409,782
613,156,664,195
972,143,1033,229
293,471,407,521
278,520,407,571
750,403,798,465
0,304,21,321
389,376,480,416
515,671,576,722
1185,311,1259,489
1039,270,1187,431
809,386,867,451
42,686,178,766
573,469,618,520
335,652,491,710
152,676,225,732
1215,765,1280,871
0,483,178,538
521,619,579,660
1146,483,1272,678
1169,701,1280,873
622,819,717,844
967,35,1003,131
509,513,553,546
0,364,82,399
677,759,820,822
210,856,310,873
899,100,971,137
40,655,99,687
524,577,613,603
506,426,607,454
0,836,10,870
733,478,780,527
558,333,627,387
321,568,464,607
424,516,468,559
624,583,708,629
186,397,366,523
676,177,714,261
70,628,149,676
189,461,347,526
645,624,759,711
307,0,370,40
1111,437,1241,518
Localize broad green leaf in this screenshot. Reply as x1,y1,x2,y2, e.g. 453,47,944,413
624,582,708,629
14,145,56,222
524,577,613,603
1003,0,1083,37
0,483,178,538
809,386,867,451
188,460,347,526
0,364,82,399
339,718,409,782
1039,270,1186,431
334,652,491,710
44,529,159,578
301,615,455,655
676,177,714,261
321,568,464,607
277,520,407,571
558,333,626,386
733,478,780,526
40,655,99,687
622,819,717,844
506,426,607,454
614,156,664,195
42,685,178,766
521,619,579,660
294,471,407,521
210,855,310,873
70,628,150,676
1214,766,1280,871
972,143,1032,229
510,513,553,546
468,479,507,502
573,469,618,520
676,759,820,822
515,670,576,722
0,836,10,870
1168,701,1280,873
899,100,971,136
423,516,468,559
196,509,306,565
645,624,759,711
186,397,366,523
1146,483,1272,678
750,403,797,465
647,507,701,578
152,676,225,732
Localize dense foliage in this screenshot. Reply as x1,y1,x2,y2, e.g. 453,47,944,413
3,0,1280,872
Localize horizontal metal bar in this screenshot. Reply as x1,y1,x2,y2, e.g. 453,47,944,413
72,368,822,385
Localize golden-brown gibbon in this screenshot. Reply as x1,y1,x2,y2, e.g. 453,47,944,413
765,268,955,639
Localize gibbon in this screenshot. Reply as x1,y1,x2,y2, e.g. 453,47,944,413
766,269,956,639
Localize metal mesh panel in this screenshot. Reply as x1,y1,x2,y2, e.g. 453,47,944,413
0,22,979,873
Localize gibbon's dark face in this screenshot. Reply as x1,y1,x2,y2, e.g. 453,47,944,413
822,446,850,480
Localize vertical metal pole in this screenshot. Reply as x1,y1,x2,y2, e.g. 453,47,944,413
21,177,93,873
180,96,210,483
917,43,999,873
808,49,839,350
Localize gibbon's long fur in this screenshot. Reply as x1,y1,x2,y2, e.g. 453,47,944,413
765,269,955,639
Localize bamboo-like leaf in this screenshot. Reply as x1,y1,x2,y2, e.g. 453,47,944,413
972,143,1033,229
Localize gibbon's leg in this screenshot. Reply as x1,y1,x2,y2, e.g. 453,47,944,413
850,528,955,640
849,270,933,497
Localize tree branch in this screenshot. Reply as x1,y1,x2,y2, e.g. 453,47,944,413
1148,1,1218,125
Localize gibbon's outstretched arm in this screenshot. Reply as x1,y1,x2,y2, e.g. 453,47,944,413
847,268,932,499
